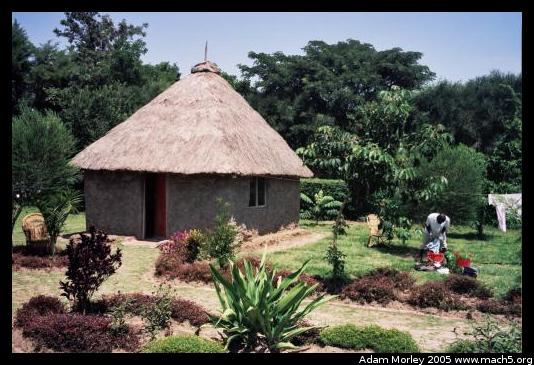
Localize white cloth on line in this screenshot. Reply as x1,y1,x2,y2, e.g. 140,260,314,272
488,193,522,232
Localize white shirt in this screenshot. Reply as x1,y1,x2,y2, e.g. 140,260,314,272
425,213,450,238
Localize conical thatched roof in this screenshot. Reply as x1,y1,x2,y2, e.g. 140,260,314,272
72,60,312,178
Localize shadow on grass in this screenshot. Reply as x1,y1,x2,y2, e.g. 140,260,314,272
374,244,420,259
447,232,492,241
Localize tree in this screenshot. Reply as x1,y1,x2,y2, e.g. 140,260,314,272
47,12,180,151
412,71,521,155
26,42,74,111
12,20,34,114
12,107,79,208
417,145,487,225
236,39,435,148
60,226,122,313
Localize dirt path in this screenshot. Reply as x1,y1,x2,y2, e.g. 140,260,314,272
241,229,329,254
13,237,468,353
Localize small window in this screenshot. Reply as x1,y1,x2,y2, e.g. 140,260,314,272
249,177,266,207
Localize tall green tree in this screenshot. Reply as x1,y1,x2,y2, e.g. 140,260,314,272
12,107,79,213
12,20,35,114
47,12,180,150
412,71,521,155
417,145,487,225
236,39,435,148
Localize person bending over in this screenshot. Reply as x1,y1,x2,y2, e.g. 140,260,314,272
419,212,450,261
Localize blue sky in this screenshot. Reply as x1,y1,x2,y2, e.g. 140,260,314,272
12,12,522,82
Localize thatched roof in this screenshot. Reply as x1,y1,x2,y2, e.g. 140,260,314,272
71,60,313,178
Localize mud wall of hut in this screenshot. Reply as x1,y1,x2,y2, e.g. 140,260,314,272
84,170,145,238
166,175,300,235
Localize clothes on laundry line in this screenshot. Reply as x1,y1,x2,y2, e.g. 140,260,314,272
488,193,522,232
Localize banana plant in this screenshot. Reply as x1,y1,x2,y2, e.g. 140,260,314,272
300,189,343,224
208,253,335,352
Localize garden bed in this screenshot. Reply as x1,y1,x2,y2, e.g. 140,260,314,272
12,246,69,271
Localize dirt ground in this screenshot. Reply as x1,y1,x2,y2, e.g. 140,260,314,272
240,227,328,253
12,227,509,353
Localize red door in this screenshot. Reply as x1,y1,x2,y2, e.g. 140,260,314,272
153,174,166,238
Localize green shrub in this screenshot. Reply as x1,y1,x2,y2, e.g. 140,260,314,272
204,198,239,268
141,335,225,353
320,324,420,353
12,107,79,210
141,284,173,340
446,315,521,353
300,178,349,207
209,254,334,352
446,339,478,353
300,190,343,223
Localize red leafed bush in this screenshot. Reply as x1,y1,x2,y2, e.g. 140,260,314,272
174,261,213,283
341,276,396,304
444,274,493,299
291,319,320,346
59,227,122,313
408,281,467,311
477,299,522,316
365,267,415,291
12,247,69,270
504,287,522,304
170,298,209,326
275,269,323,292
15,295,66,328
97,292,154,315
155,252,184,276
21,313,139,352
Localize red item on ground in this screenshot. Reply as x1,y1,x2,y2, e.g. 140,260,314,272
427,252,444,264
456,258,471,268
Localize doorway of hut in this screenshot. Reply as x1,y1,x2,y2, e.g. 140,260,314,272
145,173,166,239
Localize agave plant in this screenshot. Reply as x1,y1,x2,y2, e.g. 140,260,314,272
209,254,334,352
300,190,343,224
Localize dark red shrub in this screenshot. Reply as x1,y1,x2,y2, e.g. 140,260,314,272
15,295,66,328
155,252,184,277
273,269,323,294
292,320,320,346
97,292,154,315
504,287,522,304
21,313,139,352
175,261,213,283
97,292,209,326
444,275,493,299
12,247,69,270
477,299,522,316
365,267,415,290
235,255,272,271
60,227,122,313
341,276,396,304
408,282,467,311
170,298,209,326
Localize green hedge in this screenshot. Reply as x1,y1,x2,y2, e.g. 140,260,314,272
320,324,420,353
141,335,226,353
300,178,349,204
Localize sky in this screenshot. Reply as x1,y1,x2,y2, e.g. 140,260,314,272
11,12,522,82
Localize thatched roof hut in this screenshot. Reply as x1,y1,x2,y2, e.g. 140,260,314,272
72,60,312,238
72,61,312,178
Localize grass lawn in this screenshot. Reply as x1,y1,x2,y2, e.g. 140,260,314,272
263,220,522,298
12,207,86,246
11,214,519,352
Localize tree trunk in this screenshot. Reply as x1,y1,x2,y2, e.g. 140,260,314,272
48,235,57,256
